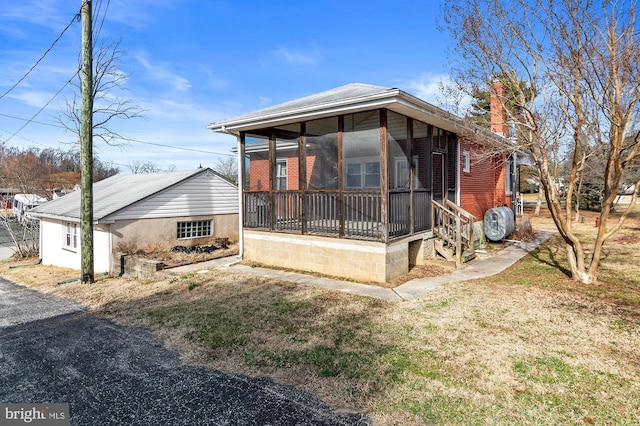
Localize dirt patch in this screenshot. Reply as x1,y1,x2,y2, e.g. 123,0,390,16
130,243,239,269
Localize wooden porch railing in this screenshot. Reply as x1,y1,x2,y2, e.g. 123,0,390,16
431,199,476,265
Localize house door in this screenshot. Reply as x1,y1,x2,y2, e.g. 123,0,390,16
432,153,445,204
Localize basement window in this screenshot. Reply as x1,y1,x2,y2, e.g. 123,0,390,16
177,220,212,239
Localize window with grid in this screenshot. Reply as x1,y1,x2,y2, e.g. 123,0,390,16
176,220,212,239
64,222,78,250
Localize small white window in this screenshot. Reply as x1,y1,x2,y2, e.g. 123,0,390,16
177,220,212,239
275,159,288,190
394,156,419,189
64,222,78,251
463,151,471,173
345,157,381,189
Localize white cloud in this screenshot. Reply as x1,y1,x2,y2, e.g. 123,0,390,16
103,0,176,29
135,53,191,92
404,73,448,104
257,96,271,108
274,44,321,65
9,89,59,109
403,73,473,116
0,0,73,32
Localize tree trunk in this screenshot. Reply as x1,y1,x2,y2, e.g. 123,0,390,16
534,191,542,216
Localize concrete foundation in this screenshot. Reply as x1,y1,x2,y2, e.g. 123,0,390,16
243,230,432,283
111,252,164,280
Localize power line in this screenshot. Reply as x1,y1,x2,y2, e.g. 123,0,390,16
93,0,111,40
0,7,81,102
127,138,234,156
0,109,233,156
0,113,66,129
3,71,79,144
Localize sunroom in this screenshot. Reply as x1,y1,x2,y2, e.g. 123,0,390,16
209,83,508,282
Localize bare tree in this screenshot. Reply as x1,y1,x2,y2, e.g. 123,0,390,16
58,35,144,147
442,0,640,284
125,160,176,174
213,156,238,184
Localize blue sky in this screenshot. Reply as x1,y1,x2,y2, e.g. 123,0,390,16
0,0,455,172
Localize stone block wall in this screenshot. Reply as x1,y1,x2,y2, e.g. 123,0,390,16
243,231,413,282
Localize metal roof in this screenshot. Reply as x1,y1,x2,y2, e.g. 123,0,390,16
29,168,214,222
207,83,507,147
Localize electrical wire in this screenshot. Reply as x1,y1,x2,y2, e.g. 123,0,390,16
3,70,80,144
0,7,81,102
0,113,66,129
93,0,111,40
0,1,232,159
127,138,234,156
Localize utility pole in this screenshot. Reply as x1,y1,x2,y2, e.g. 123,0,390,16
80,0,94,283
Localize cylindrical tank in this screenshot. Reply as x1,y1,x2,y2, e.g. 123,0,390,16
484,206,515,241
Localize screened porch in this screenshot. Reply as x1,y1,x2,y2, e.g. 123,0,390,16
240,108,457,243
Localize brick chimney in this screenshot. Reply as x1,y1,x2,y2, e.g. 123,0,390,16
490,79,507,137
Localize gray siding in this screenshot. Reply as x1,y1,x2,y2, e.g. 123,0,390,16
106,171,238,221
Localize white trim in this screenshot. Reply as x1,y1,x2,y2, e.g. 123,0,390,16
275,158,288,190
237,135,244,258
63,221,78,252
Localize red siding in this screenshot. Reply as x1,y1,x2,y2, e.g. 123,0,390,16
249,159,269,190
459,140,511,218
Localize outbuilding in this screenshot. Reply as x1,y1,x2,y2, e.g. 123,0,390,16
29,168,239,274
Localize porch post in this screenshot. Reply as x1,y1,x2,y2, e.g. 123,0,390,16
300,122,307,234
407,118,414,235
268,128,275,230
380,110,389,242
338,116,344,238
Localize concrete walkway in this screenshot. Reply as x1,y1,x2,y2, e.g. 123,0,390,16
166,231,556,302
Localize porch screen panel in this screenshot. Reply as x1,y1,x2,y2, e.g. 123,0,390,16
274,124,300,191
413,121,431,231
244,133,270,228
387,111,410,238
273,124,301,231
306,117,338,190
244,133,270,191
343,111,380,189
343,111,382,240
305,117,339,235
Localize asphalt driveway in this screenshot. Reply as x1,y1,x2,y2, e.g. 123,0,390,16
0,278,371,425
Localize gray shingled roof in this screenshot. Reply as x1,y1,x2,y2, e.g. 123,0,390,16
210,83,393,128
207,82,508,148
30,168,209,222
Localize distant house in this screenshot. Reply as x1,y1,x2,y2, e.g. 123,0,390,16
12,193,48,223
29,168,239,274
0,188,18,210
208,83,516,283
